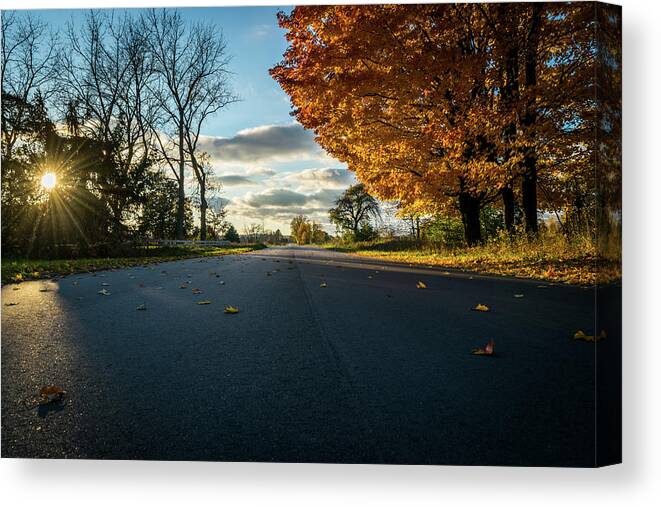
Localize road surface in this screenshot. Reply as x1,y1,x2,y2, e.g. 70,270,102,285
1,246,620,465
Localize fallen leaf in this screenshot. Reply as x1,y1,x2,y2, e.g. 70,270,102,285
224,305,239,314
98,289,111,296
368,275,373,279
39,385,65,404
12,286,20,291
197,300,212,305
4,302,19,306
319,283,327,288
101,282,110,286
72,281,79,286
473,304,489,312
39,287,51,292
573,330,607,342
136,304,146,311
471,339,495,356
416,281,427,289
191,288,203,294
219,281,225,285
179,284,188,289
514,294,524,298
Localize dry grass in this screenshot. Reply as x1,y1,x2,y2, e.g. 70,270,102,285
1,244,265,284
326,230,621,286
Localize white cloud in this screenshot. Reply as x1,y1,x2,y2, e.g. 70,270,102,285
198,123,327,165
226,186,346,233
243,188,311,208
214,175,259,187
277,167,356,191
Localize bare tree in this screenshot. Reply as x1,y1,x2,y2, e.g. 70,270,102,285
1,12,59,158
59,11,158,235
143,9,237,240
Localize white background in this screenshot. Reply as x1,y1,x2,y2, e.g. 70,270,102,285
0,0,659,505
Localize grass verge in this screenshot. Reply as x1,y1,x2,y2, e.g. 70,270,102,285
323,236,620,286
1,244,266,285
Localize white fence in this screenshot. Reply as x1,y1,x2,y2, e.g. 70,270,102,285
147,239,231,247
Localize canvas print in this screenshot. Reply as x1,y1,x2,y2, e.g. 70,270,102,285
1,2,621,466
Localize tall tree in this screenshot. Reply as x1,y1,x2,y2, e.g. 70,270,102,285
328,183,380,239
59,11,157,237
144,9,236,240
290,214,310,245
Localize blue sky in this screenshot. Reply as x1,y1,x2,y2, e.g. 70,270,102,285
26,7,354,234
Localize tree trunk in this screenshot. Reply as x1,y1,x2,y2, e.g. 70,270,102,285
520,4,542,235
199,178,207,241
502,186,515,233
521,155,538,233
459,192,482,246
176,116,185,240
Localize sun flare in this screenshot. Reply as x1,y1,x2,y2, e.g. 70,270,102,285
40,172,57,191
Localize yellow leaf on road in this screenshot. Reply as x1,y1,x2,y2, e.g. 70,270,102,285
473,304,489,312
471,338,495,356
319,283,327,288
197,300,212,305
224,305,239,313
39,385,65,404
573,330,606,342
416,281,427,289
191,288,203,294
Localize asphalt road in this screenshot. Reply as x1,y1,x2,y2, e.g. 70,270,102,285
1,246,620,465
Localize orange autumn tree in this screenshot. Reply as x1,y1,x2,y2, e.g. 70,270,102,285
271,3,598,245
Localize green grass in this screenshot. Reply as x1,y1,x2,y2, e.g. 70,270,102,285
1,244,266,284
323,231,620,286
